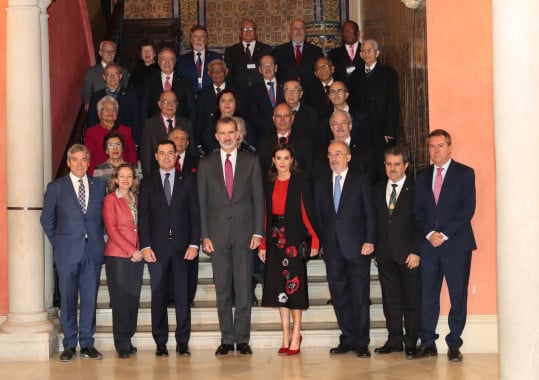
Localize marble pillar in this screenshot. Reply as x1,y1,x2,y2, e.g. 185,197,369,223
0,0,57,361
493,0,539,378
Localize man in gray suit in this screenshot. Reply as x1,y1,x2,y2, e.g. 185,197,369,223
197,116,264,356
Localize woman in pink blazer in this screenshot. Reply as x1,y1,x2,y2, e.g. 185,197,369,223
103,163,143,359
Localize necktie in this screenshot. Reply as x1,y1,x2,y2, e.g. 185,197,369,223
333,175,342,212
388,183,398,215
348,45,355,61
215,87,221,94
434,167,443,204
295,44,302,68
164,76,172,91
176,155,182,172
166,119,173,133
164,173,172,205
245,43,253,63
225,153,233,199
365,67,371,75
195,52,202,77
78,179,86,213
267,81,276,107
278,136,287,144
324,85,330,94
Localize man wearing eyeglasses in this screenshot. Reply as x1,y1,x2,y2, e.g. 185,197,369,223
303,56,337,133
348,39,399,181
224,19,273,90
140,91,191,178
86,63,141,144
282,80,320,147
314,140,376,358
81,40,130,111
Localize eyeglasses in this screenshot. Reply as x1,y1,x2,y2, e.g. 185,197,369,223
327,152,350,158
315,64,332,71
329,89,347,96
330,121,350,127
160,100,178,106
100,49,116,54
241,27,256,32
209,68,226,74
158,58,176,63
283,89,301,94
360,48,377,54
107,142,121,148
101,107,118,113
104,72,120,77
274,114,292,119
260,63,275,68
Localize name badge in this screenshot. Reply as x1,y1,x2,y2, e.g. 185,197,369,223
246,64,256,70
346,65,356,74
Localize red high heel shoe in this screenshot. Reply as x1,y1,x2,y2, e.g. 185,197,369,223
287,335,302,356
277,346,289,354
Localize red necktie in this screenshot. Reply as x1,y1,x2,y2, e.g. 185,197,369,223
295,44,302,68
225,153,233,199
348,45,355,61
176,155,182,172
164,76,172,91
433,167,443,204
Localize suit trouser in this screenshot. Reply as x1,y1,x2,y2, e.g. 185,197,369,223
324,245,371,348
377,258,421,348
105,256,144,352
211,242,253,345
57,250,102,349
419,248,472,348
147,241,191,345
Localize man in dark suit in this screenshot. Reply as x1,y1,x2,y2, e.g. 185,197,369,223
139,140,201,357
257,103,314,181
248,54,284,145
373,146,421,358
81,40,129,111
141,47,196,123
411,129,476,362
140,91,191,179
348,39,399,180
274,19,323,90
176,24,222,92
303,56,336,133
224,19,273,90
314,140,376,358
328,20,363,85
282,80,320,148
198,117,264,356
168,127,200,306
41,144,107,362
87,63,141,144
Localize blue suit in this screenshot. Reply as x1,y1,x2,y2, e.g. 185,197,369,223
41,175,106,349
414,160,476,348
314,169,376,349
175,50,222,92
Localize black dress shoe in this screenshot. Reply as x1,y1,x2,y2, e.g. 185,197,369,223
176,343,191,356
156,343,169,357
215,343,235,356
356,346,371,358
405,346,417,357
80,346,103,360
129,345,137,354
118,350,130,359
374,342,403,354
59,348,76,362
237,343,253,355
447,347,463,362
411,344,438,359
329,344,352,355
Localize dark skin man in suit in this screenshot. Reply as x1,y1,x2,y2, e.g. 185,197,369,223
411,129,476,362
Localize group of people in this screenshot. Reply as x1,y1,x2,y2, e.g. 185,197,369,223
40,16,476,366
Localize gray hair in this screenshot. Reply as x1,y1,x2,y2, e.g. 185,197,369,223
330,110,353,124
97,95,119,113
67,144,90,161
362,39,379,50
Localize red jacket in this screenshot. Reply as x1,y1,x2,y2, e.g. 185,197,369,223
103,191,139,258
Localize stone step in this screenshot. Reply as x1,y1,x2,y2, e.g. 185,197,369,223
93,299,385,327
89,322,388,351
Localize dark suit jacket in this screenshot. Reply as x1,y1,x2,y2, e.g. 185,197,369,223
273,41,323,90
348,62,399,142
291,103,320,148
314,169,376,261
41,175,107,267
414,161,477,254
87,87,141,144
141,71,196,123
138,170,201,255
81,63,130,104
328,44,363,84
178,152,199,178
248,81,284,144
197,150,264,249
303,80,334,122
374,177,419,263
140,114,191,178
175,49,222,92
224,41,273,89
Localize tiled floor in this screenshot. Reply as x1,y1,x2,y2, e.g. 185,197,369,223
0,348,499,380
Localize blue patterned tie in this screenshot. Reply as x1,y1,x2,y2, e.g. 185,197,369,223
78,179,86,213
164,173,171,206
333,175,342,212
267,81,276,107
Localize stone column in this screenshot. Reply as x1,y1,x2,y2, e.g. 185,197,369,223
0,0,57,361
493,0,539,378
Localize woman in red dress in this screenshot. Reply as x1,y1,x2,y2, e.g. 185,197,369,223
258,143,319,355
